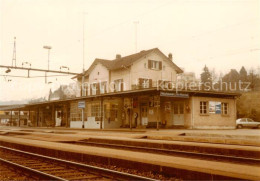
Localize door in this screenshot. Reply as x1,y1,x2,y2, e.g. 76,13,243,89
173,102,184,125
141,105,148,126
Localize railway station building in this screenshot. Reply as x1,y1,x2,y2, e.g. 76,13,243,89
0,48,240,129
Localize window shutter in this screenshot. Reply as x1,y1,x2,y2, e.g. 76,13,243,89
90,84,92,95
120,80,124,91
148,60,151,69
158,80,163,88
140,78,144,88
85,85,88,96
96,83,100,95
114,83,116,92
149,79,152,88
80,87,82,97
104,83,107,93
159,61,162,70
138,78,142,85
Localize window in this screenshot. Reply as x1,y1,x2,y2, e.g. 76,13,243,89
91,83,97,95
148,60,162,70
110,104,118,121
114,79,124,92
247,118,253,122
152,61,159,69
200,101,207,114
179,103,184,114
57,111,61,118
100,82,107,94
138,78,152,88
241,118,247,122
221,103,228,115
141,107,148,117
70,101,87,121
173,104,178,114
91,104,101,120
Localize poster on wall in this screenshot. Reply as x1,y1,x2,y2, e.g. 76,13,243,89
209,101,215,114
215,102,221,114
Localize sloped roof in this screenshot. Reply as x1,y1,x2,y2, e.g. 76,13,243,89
73,48,183,79
0,104,26,111
108,48,156,70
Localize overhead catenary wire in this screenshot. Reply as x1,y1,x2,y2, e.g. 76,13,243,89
0,74,72,78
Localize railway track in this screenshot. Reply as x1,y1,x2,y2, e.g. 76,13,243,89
68,140,260,165
0,145,157,181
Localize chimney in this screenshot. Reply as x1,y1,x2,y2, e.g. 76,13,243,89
116,54,121,59
168,53,172,61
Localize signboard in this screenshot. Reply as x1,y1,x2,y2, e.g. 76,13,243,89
215,102,221,114
142,118,148,125
160,92,189,98
209,101,221,114
78,101,85,109
209,101,215,114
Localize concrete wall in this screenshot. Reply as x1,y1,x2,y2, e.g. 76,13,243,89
70,119,100,129
191,96,236,129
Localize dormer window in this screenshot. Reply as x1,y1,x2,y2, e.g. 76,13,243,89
148,60,162,70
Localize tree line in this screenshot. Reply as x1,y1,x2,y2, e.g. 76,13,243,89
200,65,260,92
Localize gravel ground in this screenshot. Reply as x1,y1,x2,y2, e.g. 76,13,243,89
85,161,182,181
0,163,37,181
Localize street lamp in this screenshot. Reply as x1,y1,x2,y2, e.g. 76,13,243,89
43,46,52,70
43,46,52,83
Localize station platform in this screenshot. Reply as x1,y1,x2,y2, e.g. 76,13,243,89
1,126,260,146
0,127,260,180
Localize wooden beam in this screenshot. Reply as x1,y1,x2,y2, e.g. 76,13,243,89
18,110,20,127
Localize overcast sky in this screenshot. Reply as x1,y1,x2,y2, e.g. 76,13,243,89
0,0,260,102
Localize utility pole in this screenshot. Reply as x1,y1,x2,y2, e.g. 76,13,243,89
133,21,139,53
81,12,87,97
12,37,16,67
43,46,52,83
81,12,87,128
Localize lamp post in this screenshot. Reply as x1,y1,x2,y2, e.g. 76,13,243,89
43,46,52,70
43,46,52,83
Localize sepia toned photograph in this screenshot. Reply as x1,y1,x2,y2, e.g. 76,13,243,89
0,0,260,180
